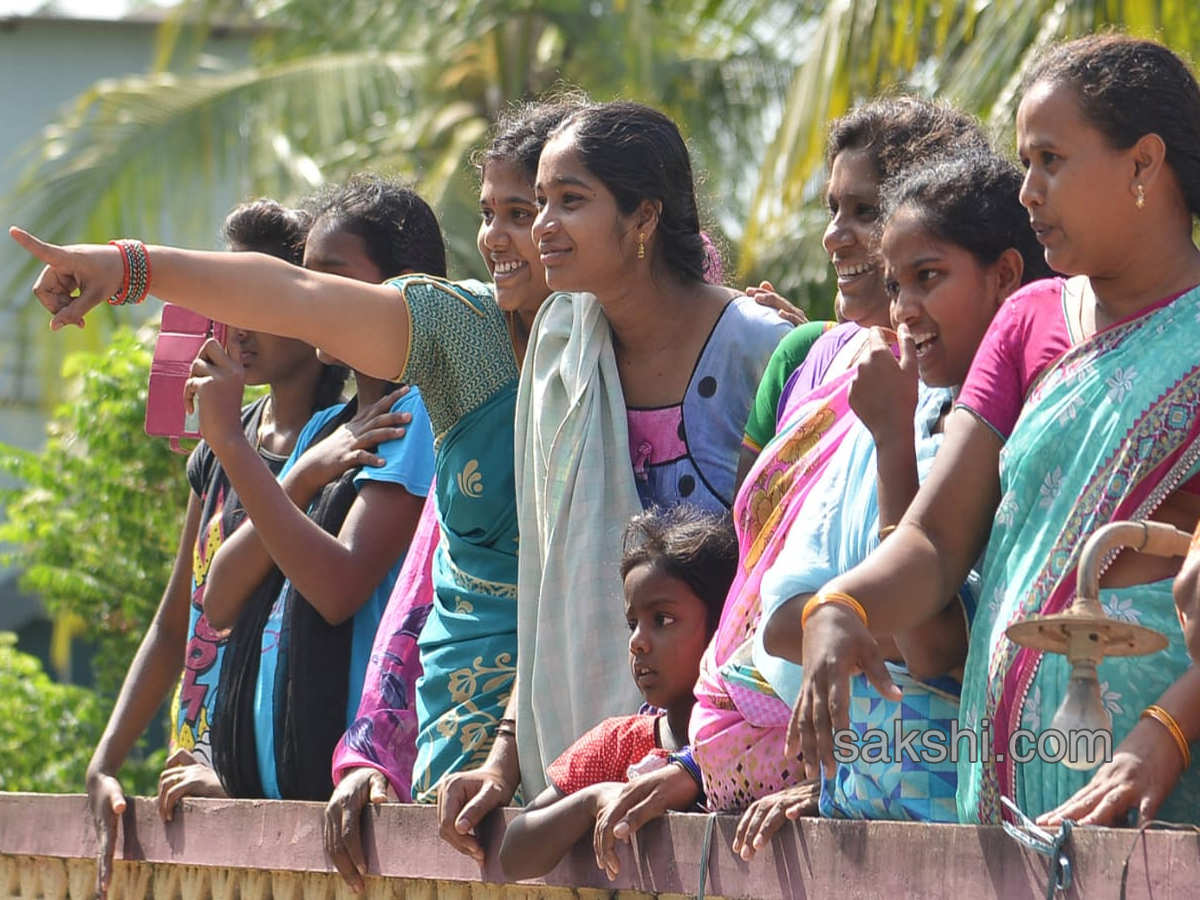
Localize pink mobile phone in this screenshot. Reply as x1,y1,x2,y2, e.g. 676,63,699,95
145,305,228,452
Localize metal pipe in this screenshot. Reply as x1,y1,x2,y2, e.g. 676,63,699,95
1076,521,1192,602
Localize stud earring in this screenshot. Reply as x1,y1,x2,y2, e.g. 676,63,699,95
637,232,646,260
1136,184,1146,209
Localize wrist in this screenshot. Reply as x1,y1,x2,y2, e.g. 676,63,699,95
1141,704,1192,770
86,761,118,790
205,424,254,460
281,465,323,507
483,728,522,796
801,590,869,630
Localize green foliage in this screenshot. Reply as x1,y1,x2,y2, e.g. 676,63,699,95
0,632,166,793
0,325,190,698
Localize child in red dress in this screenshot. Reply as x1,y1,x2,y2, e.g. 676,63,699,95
500,505,737,879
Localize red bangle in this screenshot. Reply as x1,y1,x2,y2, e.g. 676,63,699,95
107,239,150,305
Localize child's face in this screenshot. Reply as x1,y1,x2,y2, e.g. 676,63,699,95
882,206,1008,387
623,561,711,715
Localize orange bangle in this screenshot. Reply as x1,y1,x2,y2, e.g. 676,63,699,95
1142,704,1192,770
801,591,868,630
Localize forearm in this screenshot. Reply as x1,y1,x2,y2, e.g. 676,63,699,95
89,616,186,778
500,786,603,880
1150,665,1200,745
141,246,408,380
487,694,523,789
93,495,199,777
873,422,918,532
204,436,330,628
828,411,999,634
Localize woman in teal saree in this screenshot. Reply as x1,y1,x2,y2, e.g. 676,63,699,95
787,34,1200,827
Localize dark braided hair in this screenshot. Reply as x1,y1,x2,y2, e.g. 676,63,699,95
1023,33,1200,219
880,149,1053,285
551,101,709,284
621,506,738,638
307,174,447,280
828,96,990,184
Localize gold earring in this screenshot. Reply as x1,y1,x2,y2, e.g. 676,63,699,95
1136,184,1146,209
637,232,646,260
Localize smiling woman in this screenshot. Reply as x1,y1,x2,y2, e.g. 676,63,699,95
687,97,990,825
787,34,1200,833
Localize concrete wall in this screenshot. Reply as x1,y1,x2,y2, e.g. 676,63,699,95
1,793,1198,900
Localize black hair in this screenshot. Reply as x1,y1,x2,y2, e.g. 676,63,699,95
221,199,345,410
307,174,447,280
1023,33,1200,219
551,101,708,283
476,94,586,183
221,198,311,265
881,150,1053,284
620,506,738,637
827,96,990,184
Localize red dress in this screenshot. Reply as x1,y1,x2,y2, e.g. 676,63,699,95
545,714,668,795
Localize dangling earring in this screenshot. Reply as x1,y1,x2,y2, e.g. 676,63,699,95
1136,184,1146,209
637,232,646,260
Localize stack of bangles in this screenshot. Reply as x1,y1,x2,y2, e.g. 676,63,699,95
1141,704,1192,769
800,590,869,630
495,717,517,740
108,239,151,306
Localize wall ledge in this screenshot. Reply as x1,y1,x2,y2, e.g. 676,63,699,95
2,792,1197,899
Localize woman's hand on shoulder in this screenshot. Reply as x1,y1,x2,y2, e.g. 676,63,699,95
848,325,918,442
290,387,413,493
747,280,808,327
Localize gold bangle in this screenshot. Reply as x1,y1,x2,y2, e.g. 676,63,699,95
878,524,898,541
801,591,868,630
1142,704,1192,770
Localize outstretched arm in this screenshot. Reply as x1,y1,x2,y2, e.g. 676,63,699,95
11,227,410,381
